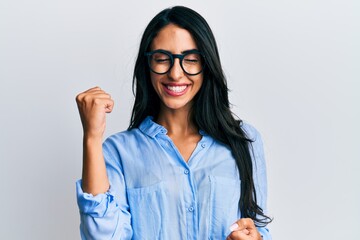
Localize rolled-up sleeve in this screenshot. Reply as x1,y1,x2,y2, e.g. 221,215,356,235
76,136,132,240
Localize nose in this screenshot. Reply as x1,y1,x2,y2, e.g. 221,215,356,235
168,58,184,81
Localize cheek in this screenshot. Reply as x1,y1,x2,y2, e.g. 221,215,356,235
150,73,159,89
194,75,204,89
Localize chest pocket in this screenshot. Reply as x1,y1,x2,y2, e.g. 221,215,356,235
126,182,165,240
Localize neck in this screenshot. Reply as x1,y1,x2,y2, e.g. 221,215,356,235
156,106,198,137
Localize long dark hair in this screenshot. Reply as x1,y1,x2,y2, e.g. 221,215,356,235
129,6,271,226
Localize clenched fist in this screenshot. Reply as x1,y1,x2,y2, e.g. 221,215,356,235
227,218,262,240
76,87,114,139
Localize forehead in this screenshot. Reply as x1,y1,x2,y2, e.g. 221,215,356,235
150,24,198,52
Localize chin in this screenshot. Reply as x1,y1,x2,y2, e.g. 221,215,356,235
161,99,192,111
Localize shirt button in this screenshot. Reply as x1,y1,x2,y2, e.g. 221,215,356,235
184,169,189,175
201,143,206,148
188,207,194,212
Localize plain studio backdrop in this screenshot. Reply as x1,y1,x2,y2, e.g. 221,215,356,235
1,0,359,239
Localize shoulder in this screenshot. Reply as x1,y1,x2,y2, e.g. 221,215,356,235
103,128,143,148
240,121,262,142
101,128,146,167
240,121,266,162
103,116,157,146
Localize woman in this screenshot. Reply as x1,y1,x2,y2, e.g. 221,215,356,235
76,6,272,240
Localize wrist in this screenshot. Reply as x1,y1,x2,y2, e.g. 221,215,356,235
83,132,103,142
83,135,103,152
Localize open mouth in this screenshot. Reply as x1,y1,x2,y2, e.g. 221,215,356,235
166,85,188,93
162,84,189,96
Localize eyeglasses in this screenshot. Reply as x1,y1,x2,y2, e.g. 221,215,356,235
145,49,205,76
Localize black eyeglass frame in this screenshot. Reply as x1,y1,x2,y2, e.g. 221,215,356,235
145,49,205,76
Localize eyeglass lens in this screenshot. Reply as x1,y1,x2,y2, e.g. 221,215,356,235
149,52,203,75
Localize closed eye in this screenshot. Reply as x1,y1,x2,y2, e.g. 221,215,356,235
184,59,199,63
183,53,201,64
154,58,170,63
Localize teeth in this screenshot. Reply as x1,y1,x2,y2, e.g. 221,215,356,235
166,85,187,92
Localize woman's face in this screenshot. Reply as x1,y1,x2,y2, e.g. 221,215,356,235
149,24,203,113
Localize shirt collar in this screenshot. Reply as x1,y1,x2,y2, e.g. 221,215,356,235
139,116,167,138
138,116,208,138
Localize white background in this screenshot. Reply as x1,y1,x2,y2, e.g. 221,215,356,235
1,0,359,239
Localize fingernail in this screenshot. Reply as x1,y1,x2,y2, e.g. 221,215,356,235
229,223,239,231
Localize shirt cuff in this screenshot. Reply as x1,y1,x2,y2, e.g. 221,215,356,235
76,180,119,218
257,226,272,240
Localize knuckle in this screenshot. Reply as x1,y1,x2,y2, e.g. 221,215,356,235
75,93,83,102
228,231,240,238
83,94,92,102
245,218,254,225
238,218,246,225
93,98,101,105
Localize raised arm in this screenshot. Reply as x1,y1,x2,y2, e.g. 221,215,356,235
76,86,114,195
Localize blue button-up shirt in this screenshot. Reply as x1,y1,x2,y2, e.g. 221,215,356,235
76,116,271,239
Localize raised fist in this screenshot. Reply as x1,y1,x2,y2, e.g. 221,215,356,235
76,87,114,138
